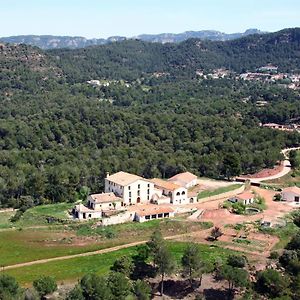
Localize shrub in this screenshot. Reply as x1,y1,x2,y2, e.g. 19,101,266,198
33,276,57,296
269,251,280,259
227,255,247,268
0,274,21,298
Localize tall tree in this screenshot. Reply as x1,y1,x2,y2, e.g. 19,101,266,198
147,229,175,295
181,243,204,287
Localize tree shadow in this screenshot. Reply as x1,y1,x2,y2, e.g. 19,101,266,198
203,288,231,300
131,261,156,280
152,279,199,298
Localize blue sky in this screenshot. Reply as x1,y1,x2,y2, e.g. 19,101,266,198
1,0,299,38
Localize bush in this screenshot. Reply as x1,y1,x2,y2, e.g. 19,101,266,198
33,276,57,296
227,255,247,268
0,274,21,298
232,202,246,214
256,269,290,298
269,251,280,259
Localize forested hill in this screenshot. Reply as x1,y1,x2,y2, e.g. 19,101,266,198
48,28,300,82
0,29,300,208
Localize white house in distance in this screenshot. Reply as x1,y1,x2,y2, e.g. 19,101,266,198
282,186,300,203
168,171,198,189
228,191,255,205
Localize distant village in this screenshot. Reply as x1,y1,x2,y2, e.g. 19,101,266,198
196,64,300,90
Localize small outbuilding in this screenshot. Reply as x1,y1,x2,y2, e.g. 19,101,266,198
228,191,255,206
282,186,300,203
134,205,175,223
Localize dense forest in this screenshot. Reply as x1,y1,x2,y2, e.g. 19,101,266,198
0,29,300,207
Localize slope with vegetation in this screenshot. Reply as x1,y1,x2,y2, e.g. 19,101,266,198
0,29,300,208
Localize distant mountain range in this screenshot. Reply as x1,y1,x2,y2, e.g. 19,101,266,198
0,29,265,49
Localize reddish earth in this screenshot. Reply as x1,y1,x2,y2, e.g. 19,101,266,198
241,162,284,179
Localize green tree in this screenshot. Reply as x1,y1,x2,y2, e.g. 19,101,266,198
80,273,111,300
111,256,134,277
108,272,131,300
181,243,204,287
66,285,84,300
133,279,151,300
0,274,21,299
33,276,57,297
256,269,290,298
147,229,176,295
218,265,249,299
227,255,247,268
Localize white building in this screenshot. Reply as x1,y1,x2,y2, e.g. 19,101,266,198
105,171,155,205
228,191,255,205
133,205,175,223
282,187,300,203
168,171,198,189
150,178,188,205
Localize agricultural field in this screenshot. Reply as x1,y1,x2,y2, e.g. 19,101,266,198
0,204,212,267
5,242,236,285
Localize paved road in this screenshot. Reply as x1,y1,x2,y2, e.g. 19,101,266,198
240,147,300,183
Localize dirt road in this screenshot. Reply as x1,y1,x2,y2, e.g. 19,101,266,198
2,232,194,271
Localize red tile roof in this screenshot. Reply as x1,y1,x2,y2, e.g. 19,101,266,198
168,172,197,186
90,192,122,203
236,191,254,200
150,178,181,191
283,186,300,194
134,205,174,217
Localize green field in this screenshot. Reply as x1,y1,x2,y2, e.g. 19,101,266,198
0,211,15,229
0,217,209,267
5,242,235,285
16,203,74,227
198,184,242,199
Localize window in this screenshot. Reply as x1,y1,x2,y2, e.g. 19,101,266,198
151,214,157,219
145,215,150,220
138,184,140,189
147,183,150,187
176,192,180,196
181,191,186,195
129,191,131,197
158,213,163,218
137,190,140,196
147,189,150,194
147,195,149,200
128,186,131,190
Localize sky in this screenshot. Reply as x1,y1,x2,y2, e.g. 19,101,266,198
0,0,300,38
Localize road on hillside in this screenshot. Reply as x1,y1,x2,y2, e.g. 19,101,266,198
239,146,300,183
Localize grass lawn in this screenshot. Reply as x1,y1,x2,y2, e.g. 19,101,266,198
0,211,15,229
5,241,236,286
198,184,241,199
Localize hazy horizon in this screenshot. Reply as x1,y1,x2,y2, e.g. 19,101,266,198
1,0,299,38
